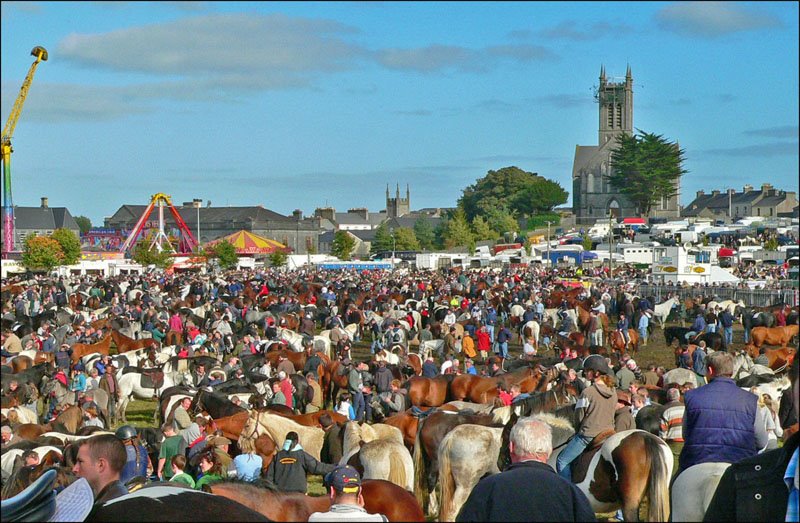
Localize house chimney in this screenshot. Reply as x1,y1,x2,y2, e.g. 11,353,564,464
761,183,774,196
192,198,203,209
743,184,753,193
727,188,736,195
40,197,48,208
711,190,720,196
696,190,704,198
315,207,335,222
292,209,303,221
348,207,369,220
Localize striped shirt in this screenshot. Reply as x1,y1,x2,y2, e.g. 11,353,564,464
659,401,685,443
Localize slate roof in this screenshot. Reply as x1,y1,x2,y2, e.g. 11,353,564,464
15,206,79,231
105,205,294,227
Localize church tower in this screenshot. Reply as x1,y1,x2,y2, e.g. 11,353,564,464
386,183,410,218
598,64,633,145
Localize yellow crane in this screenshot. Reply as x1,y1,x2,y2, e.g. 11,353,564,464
2,45,48,255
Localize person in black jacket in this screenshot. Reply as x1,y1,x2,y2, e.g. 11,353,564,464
703,355,799,522
263,431,336,494
456,417,596,522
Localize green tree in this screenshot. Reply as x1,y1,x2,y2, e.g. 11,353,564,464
459,166,568,220
472,215,498,241
210,239,239,270
268,250,288,268
764,237,779,251
485,205,519,238
442,209,475,251
74,216,92,235
370,223,394,254
393,227,420,251
608,130,687,215
22,235,64,272
50,228,82,265
331,231,355,260
582,234,593,251
413,217,436,250
131,241,174,269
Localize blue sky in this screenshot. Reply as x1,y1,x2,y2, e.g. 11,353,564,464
1,1,797,226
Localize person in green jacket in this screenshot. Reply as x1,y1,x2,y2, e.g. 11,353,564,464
168,455,195,488
150,321,166,344
194,449,224,490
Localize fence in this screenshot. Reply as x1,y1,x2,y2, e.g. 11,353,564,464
633,284,798,307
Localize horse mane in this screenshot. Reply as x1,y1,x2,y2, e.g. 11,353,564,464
251,412,325,460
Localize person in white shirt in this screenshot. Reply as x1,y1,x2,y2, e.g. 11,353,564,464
308,465,388,522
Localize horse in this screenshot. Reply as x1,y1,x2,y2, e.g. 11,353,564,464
207,479,425,522
12,405,84,441
413,409,507,516
744,345,796,372
191,387,246,420
341,421,414,492
110,329,160,354
239,410,325,460
670,462,731,522
520,320,540,350
86,484,271,522
635,404,667,436
750,325,799,348
403,374,456,408
437,423,505,522
449,365,551,405
115,368,190,423
547,423,673,522
652,296,679,328
609,329,640,355
70,334,112,363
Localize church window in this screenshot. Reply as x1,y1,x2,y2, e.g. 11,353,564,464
607,104,614,128
757,208,761,216
616,104,622,128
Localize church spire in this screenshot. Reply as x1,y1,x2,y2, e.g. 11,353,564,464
600,64,606,84
406,183,410,200
396,183,400,198
626,63,632,79
386,184,389,198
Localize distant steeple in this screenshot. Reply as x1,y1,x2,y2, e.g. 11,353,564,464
600,65,606,84
386,184,389,198
626,64,632,80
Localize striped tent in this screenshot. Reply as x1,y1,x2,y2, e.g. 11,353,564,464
205,230,290,254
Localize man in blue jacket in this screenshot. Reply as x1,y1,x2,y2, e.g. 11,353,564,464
677,351,769,477
457,417,595,522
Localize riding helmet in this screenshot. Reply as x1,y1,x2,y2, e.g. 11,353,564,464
115,425,138,441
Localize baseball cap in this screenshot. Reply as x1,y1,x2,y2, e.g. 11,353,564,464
323,465,362,493
582,354,612,376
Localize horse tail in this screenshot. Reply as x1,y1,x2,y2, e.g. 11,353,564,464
387,447,408,491
412,418,427,510
437,434,455,522
644,433,671,522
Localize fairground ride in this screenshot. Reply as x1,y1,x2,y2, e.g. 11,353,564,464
119,193,198,254
2,46,48,257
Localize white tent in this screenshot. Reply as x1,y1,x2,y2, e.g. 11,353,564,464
708,265,740,283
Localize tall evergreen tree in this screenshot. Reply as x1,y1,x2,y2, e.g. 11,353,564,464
413,217,436,250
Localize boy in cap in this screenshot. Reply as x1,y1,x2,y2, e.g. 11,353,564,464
308,465,389,522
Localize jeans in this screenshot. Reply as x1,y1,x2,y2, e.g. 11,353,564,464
498,341,509,359
556,433,592,480
370,339,383,354
723,326,733,346
706,324,716,334
486,325,495,343
351,391,366,422
639,326,648,344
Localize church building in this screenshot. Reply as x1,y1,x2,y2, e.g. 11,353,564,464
571,66,681,224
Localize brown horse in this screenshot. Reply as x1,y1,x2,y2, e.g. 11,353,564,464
403,374,456,408
327,360,352,406
264,348,306,372
14,404,84,440
278,312,300,332
380,407,434,452
70,334,112,363
449,365,549,404
609,329,640,355
269,409,348,427
744,345,796,371
1,456,72,500
207,479,425,522
10,355,33,373
111,329,160,354
750,325,799,348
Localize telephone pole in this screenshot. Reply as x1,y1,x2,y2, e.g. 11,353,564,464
545,221,553,270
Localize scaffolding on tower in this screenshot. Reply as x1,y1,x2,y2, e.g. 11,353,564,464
119,193,197,254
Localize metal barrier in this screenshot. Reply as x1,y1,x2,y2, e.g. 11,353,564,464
633,284,798,307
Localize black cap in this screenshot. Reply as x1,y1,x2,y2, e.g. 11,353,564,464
323,465,362,493
582,354,612,376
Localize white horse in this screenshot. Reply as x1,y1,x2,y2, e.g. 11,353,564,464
652,296,680,328
1,446,63,482
341,421,413,492
509,304,525,323
437,424,505,521
239,411,324,460
663,367,700,387
671,462,731,522
116,368,191,423
1,406,38,425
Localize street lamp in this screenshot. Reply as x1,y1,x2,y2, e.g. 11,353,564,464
608,209,614,276
390,227,396,270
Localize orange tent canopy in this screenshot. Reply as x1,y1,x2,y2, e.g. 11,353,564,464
205,230,290,254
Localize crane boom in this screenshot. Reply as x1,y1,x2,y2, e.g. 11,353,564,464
2,46,48,256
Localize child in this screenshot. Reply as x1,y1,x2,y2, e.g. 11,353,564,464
335,393,356,420
169,454,196,488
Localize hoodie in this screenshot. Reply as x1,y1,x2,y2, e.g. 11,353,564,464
575,379,617,438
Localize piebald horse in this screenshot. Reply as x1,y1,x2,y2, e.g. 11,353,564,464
670,462,731,522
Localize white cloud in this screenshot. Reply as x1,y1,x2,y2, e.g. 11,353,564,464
655,2,781,37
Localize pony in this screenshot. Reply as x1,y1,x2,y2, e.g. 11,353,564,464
520,320,540,350
341,421,414,492
110,329,160,354
670,462,731,522
239,410,325,460
403,374,456,408
548,426,673,522
115,368,190,423
207,479,425,522
750,325,799,348
609,329,640,355
86,484,270,522
70,334,113,363
2,406,39,425
437,423,505,522
652,296,679,328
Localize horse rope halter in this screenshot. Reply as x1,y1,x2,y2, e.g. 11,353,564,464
244,409,264,441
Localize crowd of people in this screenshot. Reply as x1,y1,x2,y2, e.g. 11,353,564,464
1,263,798,522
